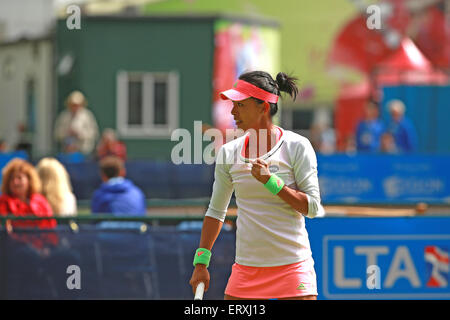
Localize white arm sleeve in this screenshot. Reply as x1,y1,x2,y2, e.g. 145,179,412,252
292,139,325,218
204,147,234,222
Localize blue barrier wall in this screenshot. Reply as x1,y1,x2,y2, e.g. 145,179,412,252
62,155,450,205
63,161,215,201
1,153,449,205
1,217,449,299
316,154,450,204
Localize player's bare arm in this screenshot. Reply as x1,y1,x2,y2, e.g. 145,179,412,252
189,216,223,294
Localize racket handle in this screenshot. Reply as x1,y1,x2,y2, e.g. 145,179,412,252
194,282,205,300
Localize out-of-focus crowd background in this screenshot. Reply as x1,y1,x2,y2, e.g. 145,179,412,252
1,0,450,208
0,0,449,300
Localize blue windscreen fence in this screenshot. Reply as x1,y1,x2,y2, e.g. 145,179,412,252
0,224,235,300
1,216,449,300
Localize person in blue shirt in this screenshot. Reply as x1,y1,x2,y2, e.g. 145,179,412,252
91,156,146,216
355,100,385,153
387,100,418,153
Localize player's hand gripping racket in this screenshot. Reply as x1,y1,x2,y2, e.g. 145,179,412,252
194,282,205,300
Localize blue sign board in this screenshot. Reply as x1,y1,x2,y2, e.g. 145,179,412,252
317,154,450,205
307,217,450,299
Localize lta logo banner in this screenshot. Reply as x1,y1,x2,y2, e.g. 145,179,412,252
425,246,449,288
305,217,450,300
322,235,450,299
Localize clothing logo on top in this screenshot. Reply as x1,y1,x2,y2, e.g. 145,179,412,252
269,165,279,173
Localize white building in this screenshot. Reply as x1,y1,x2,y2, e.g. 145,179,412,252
0,37,54,157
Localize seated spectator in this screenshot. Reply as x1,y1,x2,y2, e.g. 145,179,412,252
54,90,99,155
355,100,385,153
379,132,398,154
36,157,77,217
96,128,127,161
344,135,357,155
0,158,56,228
14,123,33,158
91,156,146,216
309,110,336,154
387,100,418,153
0,138,7,152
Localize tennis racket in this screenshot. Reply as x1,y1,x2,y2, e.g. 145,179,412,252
194,282,205,300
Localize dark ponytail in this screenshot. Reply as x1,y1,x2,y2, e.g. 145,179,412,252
276,72,298,101
238,70,299,116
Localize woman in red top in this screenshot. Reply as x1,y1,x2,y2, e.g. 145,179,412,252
0,158,56,228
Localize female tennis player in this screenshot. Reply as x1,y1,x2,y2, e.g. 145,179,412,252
189,71,325,300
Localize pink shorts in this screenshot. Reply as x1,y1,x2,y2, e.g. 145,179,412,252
224,256,318,299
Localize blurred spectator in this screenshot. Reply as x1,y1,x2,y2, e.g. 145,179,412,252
355,100,385,153
387,100,418,153
0,139,7,152
91,156,146,216
96,128,127,161
344,135,357,155
379,132,398,154
36,157,77,217
14,123,33,158
0,158,56,228
54,90,99,155
310,109,336,154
